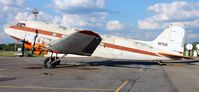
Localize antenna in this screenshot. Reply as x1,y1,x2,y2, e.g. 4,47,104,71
32,8,39,21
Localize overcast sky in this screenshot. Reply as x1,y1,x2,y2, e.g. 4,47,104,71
0,0,199,43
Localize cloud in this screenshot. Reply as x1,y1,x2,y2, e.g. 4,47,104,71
49,0,108,28
0,24,16,43
0,0,24,6
53,0,105,10
36,12,107,28
0,0,109,27
52,14,89,27
0,0,108,28
50,0,108,15
15,12,34,21
0,0,27,43
138,1,199,30
106,20,125,31
14,11,56,23
188,33,199,39
10,0,108,28
0,0,26,25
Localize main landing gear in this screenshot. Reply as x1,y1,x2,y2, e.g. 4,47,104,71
156,60,167,66
43,52,66,69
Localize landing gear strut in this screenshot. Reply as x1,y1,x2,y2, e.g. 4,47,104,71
156,60,167,66
43,52,65,69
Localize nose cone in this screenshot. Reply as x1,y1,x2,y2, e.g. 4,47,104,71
4,26,21,40
4,26,11,36
4,25,16,38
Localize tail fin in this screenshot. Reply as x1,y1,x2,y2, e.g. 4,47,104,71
153,25,185,55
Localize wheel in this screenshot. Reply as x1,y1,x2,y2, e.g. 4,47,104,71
54,57,61,65
43,57,56,69
55,60,61,65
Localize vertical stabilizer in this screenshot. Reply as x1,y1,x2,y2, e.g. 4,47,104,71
153,25,185,55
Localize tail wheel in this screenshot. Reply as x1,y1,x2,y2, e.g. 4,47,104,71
55,57,61,65
43,57,56,69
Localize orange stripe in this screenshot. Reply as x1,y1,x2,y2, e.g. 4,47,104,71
10,26,62,38
10,25,158,56
158,52,192,59
104,43,159,56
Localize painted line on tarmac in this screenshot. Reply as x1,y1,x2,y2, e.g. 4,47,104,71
137,65,146,72
0,85,114,91
114,80,129,92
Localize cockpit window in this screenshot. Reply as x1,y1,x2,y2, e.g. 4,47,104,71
16,23,26,27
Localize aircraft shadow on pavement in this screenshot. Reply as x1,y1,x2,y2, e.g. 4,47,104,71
25,60,158,69
25,59,199,69
85,60,157,66
57,60,158,69
56,59,199,69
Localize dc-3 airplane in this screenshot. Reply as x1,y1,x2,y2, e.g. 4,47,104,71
4,21,193,68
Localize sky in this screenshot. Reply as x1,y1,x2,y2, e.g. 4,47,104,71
0,0,199,44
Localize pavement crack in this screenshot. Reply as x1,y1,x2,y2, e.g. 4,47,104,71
127,76,141,92
127,80,136,92
0,77,16,82
161,66,178,92
42,72,55,75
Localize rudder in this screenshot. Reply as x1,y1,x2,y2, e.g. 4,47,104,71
153,25,185,55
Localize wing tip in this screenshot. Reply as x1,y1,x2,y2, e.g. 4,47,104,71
79,30,100,37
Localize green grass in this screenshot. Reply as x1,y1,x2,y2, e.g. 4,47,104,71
0,51,16,57
0,51,45,57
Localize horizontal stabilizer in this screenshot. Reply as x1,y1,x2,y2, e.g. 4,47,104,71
158,52,193,60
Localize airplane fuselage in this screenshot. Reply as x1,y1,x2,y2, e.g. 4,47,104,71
5,21,185,61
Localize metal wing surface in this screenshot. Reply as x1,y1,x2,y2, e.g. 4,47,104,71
46,30,102,56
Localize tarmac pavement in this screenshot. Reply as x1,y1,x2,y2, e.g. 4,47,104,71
0,57,198,92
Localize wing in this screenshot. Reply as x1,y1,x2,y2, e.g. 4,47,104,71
46,30,102,56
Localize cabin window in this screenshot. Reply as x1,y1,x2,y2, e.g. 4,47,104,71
99,42,104,46
59,26,67,30
52,32,57,37
62,34,67,38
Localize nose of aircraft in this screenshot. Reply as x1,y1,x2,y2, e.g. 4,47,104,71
4,25,21,40
4,25,16,38
4,26,11,35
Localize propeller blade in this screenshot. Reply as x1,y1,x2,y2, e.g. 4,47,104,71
31,30,38,56
21,38,25,57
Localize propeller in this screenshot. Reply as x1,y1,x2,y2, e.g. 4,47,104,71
31,30,38,57
21,38,25,57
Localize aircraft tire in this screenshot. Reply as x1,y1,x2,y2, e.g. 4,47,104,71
54,57,61,65
55,60,61,65
43,57,56,69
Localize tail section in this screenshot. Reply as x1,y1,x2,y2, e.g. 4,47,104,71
153,25,185,55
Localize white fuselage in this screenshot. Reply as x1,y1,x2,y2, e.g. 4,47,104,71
5,21,184,60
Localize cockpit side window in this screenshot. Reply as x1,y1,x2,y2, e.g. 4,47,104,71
16,23,26,27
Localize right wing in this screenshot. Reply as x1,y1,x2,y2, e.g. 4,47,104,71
46,30,102,56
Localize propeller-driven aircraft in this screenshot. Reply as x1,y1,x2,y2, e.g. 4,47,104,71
4,21,191,68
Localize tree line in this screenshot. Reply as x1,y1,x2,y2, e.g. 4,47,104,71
0,43,21,51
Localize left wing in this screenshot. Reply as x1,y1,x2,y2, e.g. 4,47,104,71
46,30,102,56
